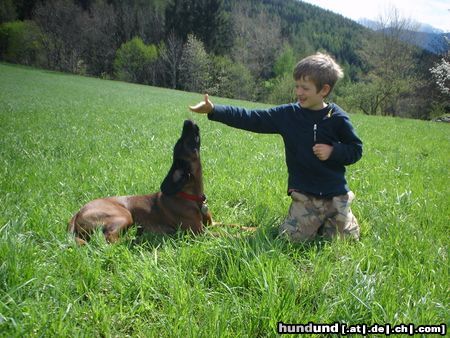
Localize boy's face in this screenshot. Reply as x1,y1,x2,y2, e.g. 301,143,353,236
295,76,330,111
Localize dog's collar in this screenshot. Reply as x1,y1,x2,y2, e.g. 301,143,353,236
177,192,209,215
176,191,207,203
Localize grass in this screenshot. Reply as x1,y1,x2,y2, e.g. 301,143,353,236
0,63,448,337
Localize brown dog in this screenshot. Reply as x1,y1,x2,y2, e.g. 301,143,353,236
68,120,212,244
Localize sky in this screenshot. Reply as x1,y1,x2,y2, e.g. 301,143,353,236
300,0,450,33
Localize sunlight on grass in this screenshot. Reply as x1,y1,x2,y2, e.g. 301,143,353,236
0,63,448,336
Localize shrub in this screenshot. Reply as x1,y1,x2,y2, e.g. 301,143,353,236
430,57,450,96
208,56,256,101
0,20,45,66
273,45,296,78
266,73,296,104
114,37,158,85
178,34,211,93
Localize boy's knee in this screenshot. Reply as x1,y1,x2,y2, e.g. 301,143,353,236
343,214,360,240
279,214,360,242
278,219,317,242
321,214,360,241
279,191,360,243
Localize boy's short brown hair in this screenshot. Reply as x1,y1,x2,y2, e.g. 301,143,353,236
293,52,343,95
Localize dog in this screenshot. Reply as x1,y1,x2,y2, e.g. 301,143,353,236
68,119,212,245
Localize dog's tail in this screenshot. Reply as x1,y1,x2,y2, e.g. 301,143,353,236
67,212,87,245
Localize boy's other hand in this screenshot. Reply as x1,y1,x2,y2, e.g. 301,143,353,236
189,94,214,114
313,144,333,161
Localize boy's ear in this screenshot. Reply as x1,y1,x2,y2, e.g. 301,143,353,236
320,84,331,97
160,159,190,195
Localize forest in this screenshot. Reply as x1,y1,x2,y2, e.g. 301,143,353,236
0,0,448,120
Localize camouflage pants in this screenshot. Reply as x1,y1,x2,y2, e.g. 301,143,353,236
279,191,360,242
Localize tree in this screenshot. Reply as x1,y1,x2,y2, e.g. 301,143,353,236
428,48,450,118
231,4,283,81
0,20,45,66
14,0,40,20
165,0,231,54
114,37,159,85
273,45,296,78
80,0,118,77
0,0,16,23
267,73,296,105
108,0,166,46
178,34,210,93
430,57,450,96
350,6,422,116
33,0,85,73
208,55,256,100
159,31,184,89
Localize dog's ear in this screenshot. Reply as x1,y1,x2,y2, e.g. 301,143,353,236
160,159,190,195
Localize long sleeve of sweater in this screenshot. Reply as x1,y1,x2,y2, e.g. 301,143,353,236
208,104,293,134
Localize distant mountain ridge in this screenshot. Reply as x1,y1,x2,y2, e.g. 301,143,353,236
358,18,449,55
409,31,449,55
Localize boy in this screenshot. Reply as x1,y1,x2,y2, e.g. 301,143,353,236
189,52,362,241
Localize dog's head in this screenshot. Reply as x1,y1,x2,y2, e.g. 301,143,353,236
160,120,201,195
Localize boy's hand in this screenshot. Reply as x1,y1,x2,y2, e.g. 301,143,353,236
313,144,333,161
189,94,214,114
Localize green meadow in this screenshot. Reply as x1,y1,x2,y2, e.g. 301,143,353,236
0,63,448,336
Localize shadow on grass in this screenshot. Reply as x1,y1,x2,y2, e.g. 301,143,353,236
67,221,344,260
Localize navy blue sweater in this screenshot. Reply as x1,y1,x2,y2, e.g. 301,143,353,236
208,102,363,198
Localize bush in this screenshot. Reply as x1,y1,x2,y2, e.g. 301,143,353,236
114,37,158,85
208,56,256,101
178,34,211,93
273,45,296,78
266,73,296,104
0,20,45,66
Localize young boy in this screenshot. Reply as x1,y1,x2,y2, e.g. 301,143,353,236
189,52,362,242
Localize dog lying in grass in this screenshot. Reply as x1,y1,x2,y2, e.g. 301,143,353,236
68,120,212,244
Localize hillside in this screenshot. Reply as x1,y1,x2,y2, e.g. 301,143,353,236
1,0,446,119
0,63,448,336
225,0,370,70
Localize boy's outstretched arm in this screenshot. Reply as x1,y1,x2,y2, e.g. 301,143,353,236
189,94,214,114
189,94,284,134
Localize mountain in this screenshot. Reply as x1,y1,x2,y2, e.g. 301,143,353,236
358,18,378,31
410,31,449,55
418,23,445,34
358,18,449,55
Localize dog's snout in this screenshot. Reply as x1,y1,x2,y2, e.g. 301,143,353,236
184,119,193,126
183,119,196,130
173,119,201,160
181,119,199,139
